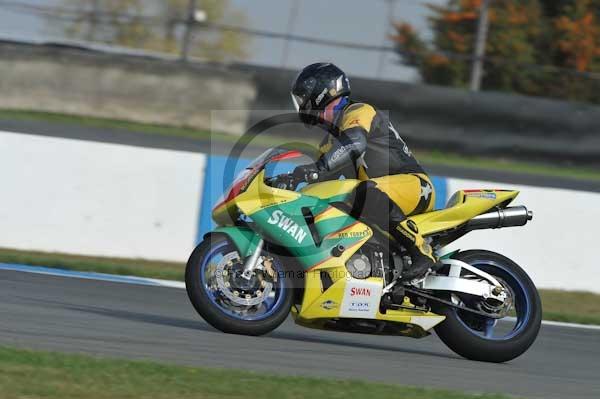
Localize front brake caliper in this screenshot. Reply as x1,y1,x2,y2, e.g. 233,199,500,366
263,257,277,282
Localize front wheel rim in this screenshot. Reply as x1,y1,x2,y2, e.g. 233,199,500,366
199,241,287,321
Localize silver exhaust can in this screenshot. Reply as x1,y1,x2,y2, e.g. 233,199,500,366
465,206,533,231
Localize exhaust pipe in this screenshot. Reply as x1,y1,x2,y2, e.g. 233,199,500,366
465,206,533,231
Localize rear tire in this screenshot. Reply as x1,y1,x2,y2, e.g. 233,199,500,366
185,235,293,336
433,250,542,363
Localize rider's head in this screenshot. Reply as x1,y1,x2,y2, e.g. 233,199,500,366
290,63,351,128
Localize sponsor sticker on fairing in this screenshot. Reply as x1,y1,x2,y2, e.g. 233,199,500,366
340,279,383,318
267,210,308,244
466,191,497,200
320,300,339,310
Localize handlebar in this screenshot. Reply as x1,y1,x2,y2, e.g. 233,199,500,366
264,173,299,191
265,171,319,191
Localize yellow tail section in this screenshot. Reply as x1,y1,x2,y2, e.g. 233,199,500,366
411,189,519,236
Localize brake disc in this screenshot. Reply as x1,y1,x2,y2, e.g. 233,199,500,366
214,252,273,306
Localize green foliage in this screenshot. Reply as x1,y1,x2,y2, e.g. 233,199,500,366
391,0,600,103
55,0,249,61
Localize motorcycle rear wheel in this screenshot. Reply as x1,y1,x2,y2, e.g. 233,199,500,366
433,250,542,363
186,234,293,336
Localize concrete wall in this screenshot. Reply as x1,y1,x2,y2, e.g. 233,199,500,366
0,131,205,262
0,41,256,134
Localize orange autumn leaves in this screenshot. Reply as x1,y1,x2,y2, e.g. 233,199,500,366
554,1,600,71
439,0,481,23
390,0,600,102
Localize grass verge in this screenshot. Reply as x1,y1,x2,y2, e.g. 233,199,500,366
0,109,213,140
0,109,307,150
419,150,600,181
0,346,514,399
2,109,599,180
1,247,600,326
539,289,600,325
0,247,184,281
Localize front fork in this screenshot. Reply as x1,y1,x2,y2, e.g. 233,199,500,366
241,238,265,280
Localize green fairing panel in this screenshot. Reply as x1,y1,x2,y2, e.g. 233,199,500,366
210,181,363,270
208,226,261,258
439,249,460,259
248,194,365,270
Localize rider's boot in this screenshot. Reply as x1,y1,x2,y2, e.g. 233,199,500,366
389,218,441,282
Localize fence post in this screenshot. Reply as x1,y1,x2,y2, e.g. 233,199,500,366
280,0,300,68
469,0,491,91
376,0,395,78
87,0,100,42
181,0,198,62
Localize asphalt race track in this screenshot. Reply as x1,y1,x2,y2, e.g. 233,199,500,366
1,270,599,399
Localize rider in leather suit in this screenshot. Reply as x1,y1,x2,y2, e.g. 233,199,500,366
291,63,439,281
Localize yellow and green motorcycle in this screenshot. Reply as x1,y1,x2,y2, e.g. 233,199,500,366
186,148,542,363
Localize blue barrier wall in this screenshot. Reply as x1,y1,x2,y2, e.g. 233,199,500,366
431,176,448,210
198,155,250,241
197,155,448,242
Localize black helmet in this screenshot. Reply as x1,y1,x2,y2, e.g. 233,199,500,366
291,62,351,126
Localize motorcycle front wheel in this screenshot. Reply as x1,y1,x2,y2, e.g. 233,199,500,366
185,234,293,336
433,250,542,363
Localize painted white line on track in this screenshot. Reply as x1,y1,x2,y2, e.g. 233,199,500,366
2,263,599,331
540,319,600,331
0,263,186,289
504,316,600,331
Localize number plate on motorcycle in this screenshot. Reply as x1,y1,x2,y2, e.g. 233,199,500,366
340,279,383,318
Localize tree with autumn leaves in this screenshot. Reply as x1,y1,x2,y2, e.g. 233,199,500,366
391,0,600,103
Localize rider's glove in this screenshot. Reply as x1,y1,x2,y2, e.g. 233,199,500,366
292,164,320,183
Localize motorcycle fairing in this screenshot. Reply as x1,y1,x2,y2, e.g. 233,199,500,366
214,172,445,333
214,172,521,278
411,189,520,236
209,172,519,334
206,226,261,259
299,179,361,201
231,170,372,272
293,272,446,335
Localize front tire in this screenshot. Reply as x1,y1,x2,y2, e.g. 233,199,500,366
185,235,293,336
434,250,542,363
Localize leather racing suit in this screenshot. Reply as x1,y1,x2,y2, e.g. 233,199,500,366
310,100,437,280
